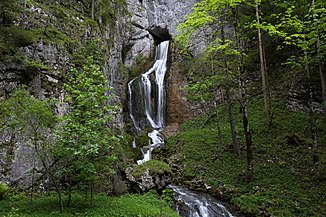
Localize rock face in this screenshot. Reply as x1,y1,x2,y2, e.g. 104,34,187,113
0,0,200,188
125,0,199,66
166,47,204,125
125,0,203,128
125,166,172,192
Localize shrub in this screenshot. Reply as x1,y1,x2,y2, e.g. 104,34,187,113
0,182,9,200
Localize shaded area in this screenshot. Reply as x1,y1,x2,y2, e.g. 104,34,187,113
147,25,172,45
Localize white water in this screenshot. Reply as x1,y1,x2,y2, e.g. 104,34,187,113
128,40,169,164
169,185,235,217
127,38,235,217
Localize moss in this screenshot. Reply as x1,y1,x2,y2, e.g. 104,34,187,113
166,98,326,216
128,54,153,79
23,59,51,71
132,160,173,179
0,26,36,54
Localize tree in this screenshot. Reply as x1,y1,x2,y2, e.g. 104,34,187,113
255,0,272,127
176,0,259,180
176,0,243,156
56,56,120,205
0,89,59,208
257,0,325,173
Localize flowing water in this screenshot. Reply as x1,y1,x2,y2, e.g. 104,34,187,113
128,40,169,164
127,39,235,217
169,185,235,217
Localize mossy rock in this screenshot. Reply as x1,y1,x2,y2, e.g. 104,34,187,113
132,160,173,179
0,26,36,54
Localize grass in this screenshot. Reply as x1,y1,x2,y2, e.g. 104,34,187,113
164,98,326,216
132,160,173,179
0,191,179,217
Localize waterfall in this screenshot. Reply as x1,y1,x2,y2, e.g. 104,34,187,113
127,39,235,216
128,40,169,164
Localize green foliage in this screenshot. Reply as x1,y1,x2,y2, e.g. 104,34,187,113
162,188,175,208
166,98,326,216
132,160,173,179
23,59,51,71
71,39,105,67
0,1,21,24
0,192,179,216
56,56,120,200
128,54,153,79
0,183,10,200
0,26,35,55
0,88,57,144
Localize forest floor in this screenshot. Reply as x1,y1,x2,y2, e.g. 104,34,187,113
159,98,326,216
0,191,178,217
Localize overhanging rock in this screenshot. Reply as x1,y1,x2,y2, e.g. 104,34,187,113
147,25,172,45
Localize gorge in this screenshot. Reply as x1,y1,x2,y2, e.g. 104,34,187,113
0,0,325,216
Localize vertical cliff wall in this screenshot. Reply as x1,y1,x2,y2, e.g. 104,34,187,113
0,0,201,187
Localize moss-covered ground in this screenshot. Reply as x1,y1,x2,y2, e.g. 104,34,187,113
0,191,178,217
164,98,325,216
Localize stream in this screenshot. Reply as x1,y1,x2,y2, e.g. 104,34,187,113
128,40,235,217
169,185,234,217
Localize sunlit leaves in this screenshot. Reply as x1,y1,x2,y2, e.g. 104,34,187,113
56,56,120,191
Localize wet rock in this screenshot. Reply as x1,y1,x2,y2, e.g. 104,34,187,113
166,54,204,124
125,166,172,192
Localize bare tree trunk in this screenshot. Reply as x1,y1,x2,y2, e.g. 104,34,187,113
90,181,94,206
22,0,27,29
212,56,222,139
233,10,253,181
215,107,222,139
30,158,35,204
240,80,253,182
66,176,72,207
221,15,240,155
256,0,272,128
315,13,326,117
305,50,319,167
307,0,319,169
91,0,95,20
318,55,326,118
225,85,240,155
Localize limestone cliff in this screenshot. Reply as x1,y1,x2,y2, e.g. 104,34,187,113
0,0,201,187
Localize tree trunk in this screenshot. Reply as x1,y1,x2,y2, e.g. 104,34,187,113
91,0,95,20
241,86,253,182
22,0,27,29
318,56,326,118
221,14,240,155
304,47,319,170
315,16,326,117
66,176,72,207
225,85,240,155
307,0,319,172
256,0,272,128
215,107,222,139
234,11,253,181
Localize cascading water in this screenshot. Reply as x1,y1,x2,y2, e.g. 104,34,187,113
128,40,169,164
127,38,235,217
169,185,234,217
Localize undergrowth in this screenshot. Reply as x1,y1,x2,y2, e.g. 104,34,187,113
166,98,326,216
0,191,178,217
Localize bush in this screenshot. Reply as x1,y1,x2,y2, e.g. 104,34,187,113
0,182,9,200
